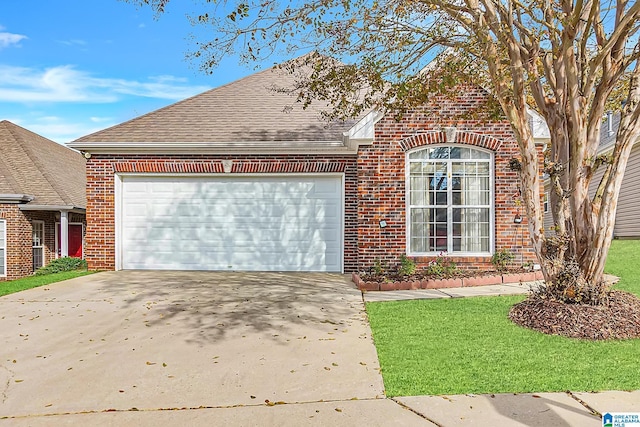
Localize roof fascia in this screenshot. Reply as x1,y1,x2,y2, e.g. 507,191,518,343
18,205,86,213
0,194,35,204
343,110,385,149
67,141,361,155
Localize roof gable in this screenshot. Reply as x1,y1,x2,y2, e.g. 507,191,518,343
0,121,86,209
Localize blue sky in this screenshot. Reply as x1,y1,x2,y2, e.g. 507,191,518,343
0,0,268,143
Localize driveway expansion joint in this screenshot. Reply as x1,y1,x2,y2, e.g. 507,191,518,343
0,397,391,420
567,391,602,417
390,397,441,426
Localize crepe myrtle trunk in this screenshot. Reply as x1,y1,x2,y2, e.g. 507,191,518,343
534,109,636,305
512,107,610,305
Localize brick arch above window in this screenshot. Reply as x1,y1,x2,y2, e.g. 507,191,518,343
398,130,504,152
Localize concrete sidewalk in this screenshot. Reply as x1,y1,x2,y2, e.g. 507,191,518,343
362,281,537,302
4,390,636,426
395,390,639,426
362,273,621,303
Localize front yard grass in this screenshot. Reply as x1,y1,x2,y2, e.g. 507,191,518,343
366,239,640,397
0,270,95,297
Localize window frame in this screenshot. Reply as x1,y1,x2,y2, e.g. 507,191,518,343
543,191,550,214
32,220,45,272
0,219,6,277
405,144,495,257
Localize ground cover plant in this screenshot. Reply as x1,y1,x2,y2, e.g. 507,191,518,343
35,256,88,276
0,267,94,297
366,240,640,397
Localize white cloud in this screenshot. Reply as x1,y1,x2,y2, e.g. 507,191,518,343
57,39,88,47
0,64,211,103
0,31,27,48
89,116,113,123
7,115,115,144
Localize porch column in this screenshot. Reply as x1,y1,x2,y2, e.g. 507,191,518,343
60,210,69,257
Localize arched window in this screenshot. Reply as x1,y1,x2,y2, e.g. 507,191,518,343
407,145,494,255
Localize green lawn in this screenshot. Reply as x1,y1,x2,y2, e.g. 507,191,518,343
604,239,640,295
0,270,95,297
366,239,640,397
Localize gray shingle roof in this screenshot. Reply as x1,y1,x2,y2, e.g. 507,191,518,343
0,121,86,209
74,65,356,145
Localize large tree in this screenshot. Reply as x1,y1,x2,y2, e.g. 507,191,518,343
131,0,640,305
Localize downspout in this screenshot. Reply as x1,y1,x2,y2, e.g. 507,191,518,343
60,210,69,257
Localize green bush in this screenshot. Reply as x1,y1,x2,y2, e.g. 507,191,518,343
373,259,385,275
35,257,88,276
425,253,458,277
399,255,416,276
491,249,515,273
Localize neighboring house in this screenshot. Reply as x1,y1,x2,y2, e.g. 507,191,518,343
544,112,640,239
69,61,549,273
0,121,86,280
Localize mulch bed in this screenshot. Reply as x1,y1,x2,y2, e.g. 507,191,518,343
509,290,640,340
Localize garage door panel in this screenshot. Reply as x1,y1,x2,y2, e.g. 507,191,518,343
120,175,342,272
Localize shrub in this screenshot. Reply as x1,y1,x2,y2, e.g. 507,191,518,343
35,257,88,276
491,249,515,273
399,255,416,276
372,259,386,275
425,252,458,277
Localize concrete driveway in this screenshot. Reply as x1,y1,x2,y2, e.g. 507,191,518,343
0,271,427,425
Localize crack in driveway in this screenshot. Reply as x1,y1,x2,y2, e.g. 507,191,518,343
0,364,14,405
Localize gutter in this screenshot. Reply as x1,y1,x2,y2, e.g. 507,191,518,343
18,205,86,214
67,140,360,156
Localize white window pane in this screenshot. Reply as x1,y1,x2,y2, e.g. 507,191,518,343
464,163,477,174
411,190,424,205
481,176,490,191
410,150,428,160
429,147,450,159
408,146,492,254
422,162,434,174
470,148,491,159
450,147,466,159
33,248,43,271
32,222,44,247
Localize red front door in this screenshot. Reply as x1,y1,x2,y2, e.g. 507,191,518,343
57,224,83,258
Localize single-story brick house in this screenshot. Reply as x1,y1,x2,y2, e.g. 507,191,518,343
0,121,86,280
544,112,640,238
69,62,549,273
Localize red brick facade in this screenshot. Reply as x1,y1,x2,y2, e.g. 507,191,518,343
357,87,538,271
82,87,541,274
0,205,86,281
85,155,359,271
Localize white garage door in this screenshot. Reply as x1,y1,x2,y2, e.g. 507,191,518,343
118,175,343,272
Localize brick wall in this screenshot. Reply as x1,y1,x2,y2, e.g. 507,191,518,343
84,155,358,272
0,204,32,280
0,205,86,281
357,86,540,271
